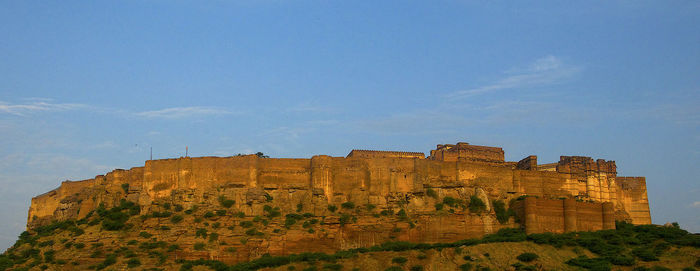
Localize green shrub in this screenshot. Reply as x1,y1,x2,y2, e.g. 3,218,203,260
43,250,55,263
328,205,337,212
632,247,659,261
459,263,472,271
240,221,254,228
435,203,444,211
209,233,219,242
297,203,304,213
565,256,611,271
168,244,180,252
38,240,54,247
174,204,184,212
366,204,376,211
194,242,205,251
170,215,183,224
397,209,408,220
96,253,117,270
468,196,486,213
341,202,355,209
384,267,403,271
492,200,512,224
196,228,207,238
235,211,246,218
607,254,635,266
218,196,236,208
126,258,141,268
322,263,343,270
245,229,263,236
216,210,227,216
425,188,438,199
204,211,215,218
339,214,355,226
285,217,298,228
139,231,152,238
74,242,85,249
392,256,407,264
443,197,457,207
410,266,424,271
516,252,538,262
151,211,172,218
121,183,130,193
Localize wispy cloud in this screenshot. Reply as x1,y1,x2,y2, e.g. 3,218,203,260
0,101,87,116
447,55,580,99
134,106,232,119
286,101,334,113
692,201,700,208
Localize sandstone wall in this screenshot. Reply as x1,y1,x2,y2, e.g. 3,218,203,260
513,197,615,234
26,150,651,255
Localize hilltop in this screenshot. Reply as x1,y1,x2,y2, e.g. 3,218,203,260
0,143,678,270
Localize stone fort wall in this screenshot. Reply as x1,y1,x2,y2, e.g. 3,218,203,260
27,143,651,250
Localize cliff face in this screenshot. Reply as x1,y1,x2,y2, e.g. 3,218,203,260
24,143,652,263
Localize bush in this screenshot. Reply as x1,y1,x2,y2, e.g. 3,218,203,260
121,183,130,193
391,257,407,264
459,263,472,271
341,202,355,209
443,197,457,207
322,263,343,270
410,266,424,271
516,253,538,262
209,233,219,242
384,267,403,271
468,196,486,213
339,214,356,226
196,228,207,238
607,254,635,266
174,204,184,212
204,211,215,218
425,188,438,199
139,231,152,238
126,258,141,268
240,221,254,228
565,256,611,271
219,196,236,208
492,200,512,224
216,210,227,216
328,205,337,213
632,247,659,261
435,203,444,211
194,242,205,251
170,215,183,224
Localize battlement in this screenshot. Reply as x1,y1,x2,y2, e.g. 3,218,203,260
556,156,617,175
346,149,425,159
427,142,505,162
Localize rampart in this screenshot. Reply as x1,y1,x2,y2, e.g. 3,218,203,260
25,142,652,258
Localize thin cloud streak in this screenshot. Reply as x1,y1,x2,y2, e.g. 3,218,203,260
0,101,87,116
134,106,232,119
447,55,580,99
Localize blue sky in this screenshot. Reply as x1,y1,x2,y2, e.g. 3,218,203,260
1,1,698,251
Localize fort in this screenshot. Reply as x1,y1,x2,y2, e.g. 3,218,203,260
25,142,651,262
